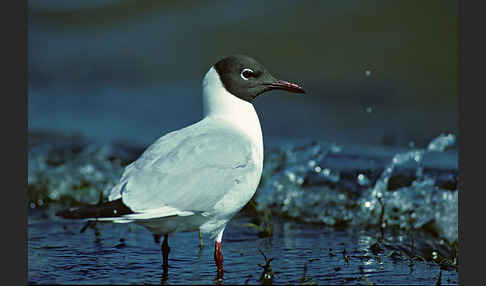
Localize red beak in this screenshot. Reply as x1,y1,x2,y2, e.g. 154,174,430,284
267,79,306,94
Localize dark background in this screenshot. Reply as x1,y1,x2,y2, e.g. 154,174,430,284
28,0,458,147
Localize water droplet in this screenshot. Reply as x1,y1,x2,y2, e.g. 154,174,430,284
357,173,370,186
314,166,322,173
330,143,342,153
432,251,438,260
286,172,296,183
365,107,373,113
80,164,95,175
427,133,456,152
49,190,59,200
323,168,330,176
322,168,340,182
413,153,422,162
365,69,372,77
364,201,371,208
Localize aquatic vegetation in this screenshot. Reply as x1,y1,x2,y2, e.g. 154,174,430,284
258,249,274,285
300,259,317,285
241,201,273,238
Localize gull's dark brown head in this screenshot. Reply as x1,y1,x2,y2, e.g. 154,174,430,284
213,55,305,102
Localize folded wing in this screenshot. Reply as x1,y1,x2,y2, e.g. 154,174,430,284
108,120,259,219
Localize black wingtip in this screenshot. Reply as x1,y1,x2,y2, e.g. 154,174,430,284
55,207,84,219
56,199,134,220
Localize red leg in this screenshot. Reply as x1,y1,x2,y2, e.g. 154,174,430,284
214,241,224,278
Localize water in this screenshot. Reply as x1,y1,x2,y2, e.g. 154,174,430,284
28,131,458,284
29,210,457,285
255,134,457,242
28,0,458,148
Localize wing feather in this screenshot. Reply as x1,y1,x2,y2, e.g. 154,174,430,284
108,119,260,217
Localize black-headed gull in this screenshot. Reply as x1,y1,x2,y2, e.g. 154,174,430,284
57,54,305,279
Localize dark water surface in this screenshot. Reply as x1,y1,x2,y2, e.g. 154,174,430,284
28,209,457,285
28,0,457,148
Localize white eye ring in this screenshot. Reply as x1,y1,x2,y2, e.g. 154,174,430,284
240,68,254,80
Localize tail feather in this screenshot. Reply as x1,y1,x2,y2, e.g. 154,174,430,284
56,199,134,219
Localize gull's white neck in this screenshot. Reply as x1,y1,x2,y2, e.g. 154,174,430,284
202,67,263,145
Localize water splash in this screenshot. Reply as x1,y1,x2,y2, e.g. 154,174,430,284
28,132,458,245
427,133,456,152
371,133,456,198
359,133,457,242
28,141,125,207
254,133,457,244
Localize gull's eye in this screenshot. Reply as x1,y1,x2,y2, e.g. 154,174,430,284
240,68,255,80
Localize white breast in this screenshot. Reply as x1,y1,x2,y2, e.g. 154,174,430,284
202,67,264,166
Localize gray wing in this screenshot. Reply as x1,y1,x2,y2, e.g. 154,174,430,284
108,122,259,217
